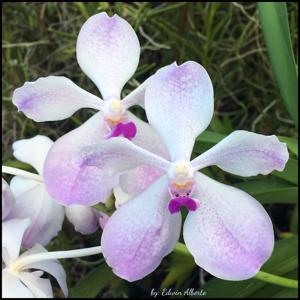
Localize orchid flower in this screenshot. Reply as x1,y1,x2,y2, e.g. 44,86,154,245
2,135,102,244
75,61,289,281
2,217,103,298
2,218,68,298
12,12,168,206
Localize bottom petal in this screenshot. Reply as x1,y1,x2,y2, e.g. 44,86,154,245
102,176,181,281
183,172,274,280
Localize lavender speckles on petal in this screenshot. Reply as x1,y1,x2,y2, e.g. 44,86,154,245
101,176,181,281
183,172,274,280
145,61,214,161
191,130,289,176
12,76,103,122
76,12,140,99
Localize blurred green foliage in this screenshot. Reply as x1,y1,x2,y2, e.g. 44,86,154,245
2,2,298,298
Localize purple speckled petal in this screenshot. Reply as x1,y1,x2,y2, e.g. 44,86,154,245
44,110,170,206
12,76,103,122
2,178,15,221
102,176,181,281
183,172,274,280
145,61,214,161
9,176,65,249
76,12,140,100
43,112,107,206
65,205,99,234
191,130,289,176
13,135,53,176
64,137,170,206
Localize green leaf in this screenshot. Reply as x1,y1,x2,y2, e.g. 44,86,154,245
234,179,298,204
194,236,298,298
258,3,298,128
273,158,298,185
69,263,113,298
161,248,195,289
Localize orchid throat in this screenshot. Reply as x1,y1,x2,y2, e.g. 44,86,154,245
167,161,198,214
103,98,137,140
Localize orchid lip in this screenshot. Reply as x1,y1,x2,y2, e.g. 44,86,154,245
105,121,137,140
168,196,199,214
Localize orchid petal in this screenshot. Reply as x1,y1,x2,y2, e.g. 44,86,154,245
67,137,170,206
2,178,15,221
13,135,53,176
183,172,274,280
9,177,64,249
2,218,31,264
145,61,214,161
119,165,164,196
102,176,181,281
76,12,140,100
65,205,99,234
46,133,169,206
2,270,34,298
122,77,152,109
18,272,53,298
12,76,103,122
20,244,68,298
191,131,289,176
44,112,107,206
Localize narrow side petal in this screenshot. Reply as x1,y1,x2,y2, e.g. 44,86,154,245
122,76,152,108
13,135,53,176
76,12,140,99
65,205,99,234
183,172,274,280
12,76,103,122
102,176,181,281
9,177,65,249
191,130,289,176
43,112,107,206
145,61,214,161
49,136,170,206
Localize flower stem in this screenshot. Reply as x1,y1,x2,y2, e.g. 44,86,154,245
2,166,44,182
12,246,102,271
254,270,298,289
